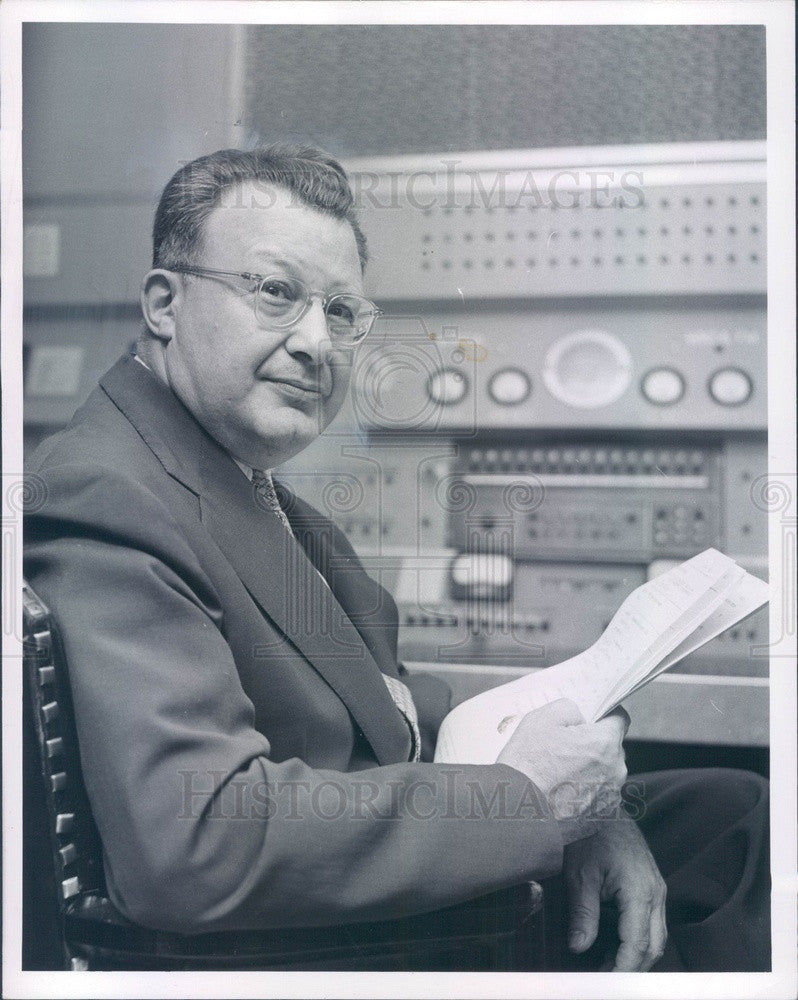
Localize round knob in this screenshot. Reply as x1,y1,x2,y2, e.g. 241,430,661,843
709,368,752,406
641,367,685,405
488,367,531,406
542,330,632,409
427,368,468,405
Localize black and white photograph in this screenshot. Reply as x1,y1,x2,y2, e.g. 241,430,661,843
1,2,795,998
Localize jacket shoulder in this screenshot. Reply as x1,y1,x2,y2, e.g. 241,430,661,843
28,380,161,482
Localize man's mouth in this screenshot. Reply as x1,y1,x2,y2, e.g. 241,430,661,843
264,376,329,399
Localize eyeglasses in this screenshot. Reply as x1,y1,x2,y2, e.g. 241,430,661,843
169,265,382,345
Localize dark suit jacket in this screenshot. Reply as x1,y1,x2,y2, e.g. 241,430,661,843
25,354,563,933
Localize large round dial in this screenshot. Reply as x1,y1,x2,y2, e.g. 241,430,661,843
542,330,632,409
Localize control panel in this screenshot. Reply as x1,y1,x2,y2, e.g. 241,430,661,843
351,304,766,433
280,145,770,747
281,431,768,682
450,440,723,562
393,559,769,678
24,142,770,747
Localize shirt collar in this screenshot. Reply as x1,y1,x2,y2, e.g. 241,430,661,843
233,457,255,481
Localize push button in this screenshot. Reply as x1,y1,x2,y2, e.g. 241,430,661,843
641,367,685,405
709,368,752,406
488,367,531,406
428,368,468,405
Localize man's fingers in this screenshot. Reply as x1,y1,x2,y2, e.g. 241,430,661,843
565,867,601,953
611,705,631,736
545,698,586,726
597,706,631,739
646,884,668,969
612,893,651,971
645,906,668,970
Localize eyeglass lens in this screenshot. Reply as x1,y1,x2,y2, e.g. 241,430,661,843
254,276,377,341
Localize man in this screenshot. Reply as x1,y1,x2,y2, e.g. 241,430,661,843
25,145,769,971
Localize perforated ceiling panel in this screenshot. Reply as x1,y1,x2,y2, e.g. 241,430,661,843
243,25,765,156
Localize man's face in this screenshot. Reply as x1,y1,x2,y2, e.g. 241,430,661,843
162,180,363,469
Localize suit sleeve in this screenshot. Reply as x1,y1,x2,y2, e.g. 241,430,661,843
25,463,563,934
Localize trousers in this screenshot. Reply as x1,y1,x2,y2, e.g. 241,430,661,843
543,767,771,972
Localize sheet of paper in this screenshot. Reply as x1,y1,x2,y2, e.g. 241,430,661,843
434,653,587,763
622,571,769,700
483,554,744,727
433,549,761,764
592,563,745,718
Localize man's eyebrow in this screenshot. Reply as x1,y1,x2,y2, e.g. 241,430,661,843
248,252,295,273
248,253,361,293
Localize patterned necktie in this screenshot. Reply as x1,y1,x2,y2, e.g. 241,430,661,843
251,468,293,532
250,468,421,762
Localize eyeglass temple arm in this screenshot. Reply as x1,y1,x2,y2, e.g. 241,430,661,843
172,265,264,283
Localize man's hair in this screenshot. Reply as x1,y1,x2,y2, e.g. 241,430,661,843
152,144,368,271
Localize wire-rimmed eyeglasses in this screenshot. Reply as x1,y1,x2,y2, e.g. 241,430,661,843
169,265,382,345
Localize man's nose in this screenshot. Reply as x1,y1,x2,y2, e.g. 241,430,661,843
283,298,332,364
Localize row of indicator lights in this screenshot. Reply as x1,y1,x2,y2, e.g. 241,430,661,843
401,611,755,641
422,224,761,243
402,612,550,632
428,366,752,407
467,447,707,474
419,194,762,217
420,252,761,270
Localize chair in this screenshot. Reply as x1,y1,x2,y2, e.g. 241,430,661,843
22,581,547,971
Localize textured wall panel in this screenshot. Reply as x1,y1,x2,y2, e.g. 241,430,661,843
357,177,766,299
244,25,765,156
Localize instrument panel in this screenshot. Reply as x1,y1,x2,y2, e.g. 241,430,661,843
23,142,771,747
352,303,766,433
280,143,770,748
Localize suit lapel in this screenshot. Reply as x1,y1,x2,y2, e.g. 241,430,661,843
286,493,402,676
100,356,411,765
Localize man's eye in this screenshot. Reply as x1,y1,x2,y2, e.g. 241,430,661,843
259,280,295,302
327,301,356,324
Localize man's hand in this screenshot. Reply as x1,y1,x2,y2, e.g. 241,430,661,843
564,816,667,971
497,698,629,843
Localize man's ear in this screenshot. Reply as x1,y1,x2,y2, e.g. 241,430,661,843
140,269,182,341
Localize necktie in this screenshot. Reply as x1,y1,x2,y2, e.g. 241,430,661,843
250,469,421,762
251,468,293,532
